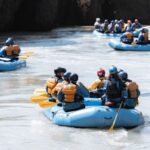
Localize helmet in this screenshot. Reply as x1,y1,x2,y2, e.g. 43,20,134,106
109,66,118,74
69,73,78,82
111,20,114,23
104,19,109,23
127,20,132,24
54,67,66,74
118,71,128,80
63,72,71,81
96,18,100,22
141,28,148,33
114,19,118,23
97,68,105,77
120,19,124,23
135,19,139,23
5,37,14,46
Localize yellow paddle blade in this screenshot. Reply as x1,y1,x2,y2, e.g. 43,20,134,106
18,55,29,60
23,51,34,55
33,89,47,95
39,101,56,108
31,96,49,103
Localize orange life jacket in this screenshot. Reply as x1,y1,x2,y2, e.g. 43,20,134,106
54,81,68,93
62,84,77,102
46,78,57,94
126,32,133,40
126,82,138,98
5,46,13,56
13,45,20,55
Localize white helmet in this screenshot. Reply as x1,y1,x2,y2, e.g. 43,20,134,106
96,18,100,22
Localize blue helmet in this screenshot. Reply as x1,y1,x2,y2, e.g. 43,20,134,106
63,72,71,81
118,71,128,80
109,66,118,74
5,37,14,46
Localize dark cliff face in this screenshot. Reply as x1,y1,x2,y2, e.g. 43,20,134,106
0,0,149,31
0,0,24,30
111,0,150,24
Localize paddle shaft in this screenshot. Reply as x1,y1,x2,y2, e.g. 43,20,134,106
109,101,123,131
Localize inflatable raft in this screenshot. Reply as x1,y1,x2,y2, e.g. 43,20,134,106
109,39,150,51
0,60,26,71
43,100,144,129
93,30,122,37
93,29,141,38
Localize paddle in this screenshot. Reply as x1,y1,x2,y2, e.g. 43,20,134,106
39,101,57,108
22,50,34,55
108,101,123,132
0,57,11,62
18,55,29,60
31,95,49,103
33,89,47,96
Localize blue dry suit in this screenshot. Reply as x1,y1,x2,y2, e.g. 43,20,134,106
57,83,85,112
125,25,132,32
102,77,126,106
131,23,142,31
108,22,115,33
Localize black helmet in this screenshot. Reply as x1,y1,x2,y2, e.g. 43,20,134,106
70,73,78,82
5,37,14,46
118,71,128,80
63,72,71,82
54,67,66,74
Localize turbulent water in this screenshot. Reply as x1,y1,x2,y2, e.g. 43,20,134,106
0,27,150,150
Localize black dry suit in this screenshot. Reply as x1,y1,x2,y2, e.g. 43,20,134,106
105,76,124,100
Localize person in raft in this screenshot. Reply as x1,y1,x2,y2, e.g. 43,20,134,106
57,73,85,112
51,71,71,100
87,68,107,98
0,37,21,61
118,71,140,108
120,30,134,44
94,18,101,31
102,66,126,107
46,67,66,102
131,19,142,31
136,28,149,44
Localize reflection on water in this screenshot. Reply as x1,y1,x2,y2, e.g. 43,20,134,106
0,26,150,150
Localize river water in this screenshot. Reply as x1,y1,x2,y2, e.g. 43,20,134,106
0,27,150,150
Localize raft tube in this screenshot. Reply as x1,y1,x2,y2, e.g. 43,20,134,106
93,29,142,38
109,39,150,51
0,60,26,71
93,30,122,37
43,101,144,129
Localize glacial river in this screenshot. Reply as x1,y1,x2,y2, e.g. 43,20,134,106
0,26,150,150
